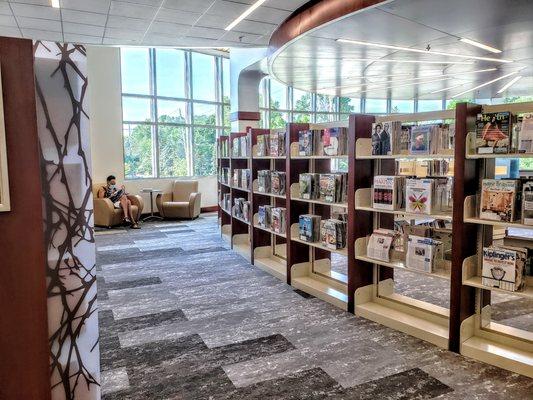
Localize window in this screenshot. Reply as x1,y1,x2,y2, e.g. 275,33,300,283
391,100,414,114
121,48,229,179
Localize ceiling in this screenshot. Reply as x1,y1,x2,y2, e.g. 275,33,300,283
0,0,309,46
268,0,533,100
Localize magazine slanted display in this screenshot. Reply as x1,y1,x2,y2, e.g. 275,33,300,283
257,170,271,193
241,169,251,190
371,122,399,156
319,173,346,203
298,130,318,156
322,127,348,156
223,193,231,212
243,201,251,222
220,167,230,184
518,113,533,153
233,197,247,220
482,246,527,292
219,139,229,157
372,175,405,211
299,173,319,200
406,179,434,215
366,229,396,262
406,235,442,273
522,182,533,225
271,171,286,196
258,205,272,229
321,219,347,250
233,169,241,187
256,134,270,157
271,207,286,234
270,132,286,157
479,179,520,222
409,125,433,155
299,214,321,242
475,112,513,154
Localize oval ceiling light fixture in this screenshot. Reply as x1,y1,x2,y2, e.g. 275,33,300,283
225,0,268,31
497,75,523,94
336,38,513,63
51,0,60,7
459,38,502,54
345,58,474,65
451,71,521,98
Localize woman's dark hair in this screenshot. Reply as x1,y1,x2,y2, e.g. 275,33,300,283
106,175,116,182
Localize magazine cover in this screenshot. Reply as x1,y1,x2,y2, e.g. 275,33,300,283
257,134,267,157
366,230,395,262
241,169,250,189
323,127,346,156
321,219,346,249
319,174,337,203
271,207,286,234
243,201,250,222
299,130,314,156
371,123,392,155
409,125,431,155
406,235,441,273
475,112,512,154
257,170,271,193
299,173,317,200
398,126,411,155
299,214,320,242
373,175,396,210
523,182,533,225
482,246,526,292
479,179,519,222
406,178,433,215
258,205,266,227
519,113,533,153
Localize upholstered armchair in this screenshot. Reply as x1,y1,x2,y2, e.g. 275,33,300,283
92,184,144,228
156,180,201,219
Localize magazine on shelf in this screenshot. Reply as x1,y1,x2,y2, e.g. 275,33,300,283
397,160,417,176
270,132,286,157
271,171,286,196
434,178,453,213
256,134,270,157
397,126,411,155
479,179,520,222
240,136,248,157
371,122,398,156
482,246,527,292
241,169,250,190
409,125,433,155
406,178,434,215
243,201,250,222
299,214,321,242
271,207,286,234
223,193,231,211
319,173,345,203
321,219,346,250
522,182,533,225
366,229,396,262
233,169,241,187
298,130,316,156
257,170,271,193
233,197,245,219
372,175,405,211
322,127,347,156
475,112,513,154
406,235,442,273
299,173,319,200
518,113,533,153
258,205,272,228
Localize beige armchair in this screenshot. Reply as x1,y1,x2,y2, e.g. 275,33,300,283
156,180,201,219
92,184,144,228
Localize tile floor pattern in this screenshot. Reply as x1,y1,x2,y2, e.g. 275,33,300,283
96,214,532,399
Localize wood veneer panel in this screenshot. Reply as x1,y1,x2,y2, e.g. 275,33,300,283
0,37,51,400
449,103,482,352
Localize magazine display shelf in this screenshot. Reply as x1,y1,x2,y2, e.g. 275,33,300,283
456,103,533,377
351,110,455,349
250,128,288,276
286,122,350,310
217,136,232,245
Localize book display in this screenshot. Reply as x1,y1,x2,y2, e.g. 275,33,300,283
217,136,231,244
217,105,533,379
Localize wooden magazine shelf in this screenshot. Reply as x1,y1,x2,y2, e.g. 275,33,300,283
216,103,533,378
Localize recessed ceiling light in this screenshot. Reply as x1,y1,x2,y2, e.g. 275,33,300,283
429,83,468,94
336,38,512,63
497,75,523,94
451,71,521,98
51,0,60,7
225,0,267,31
459,38,502,54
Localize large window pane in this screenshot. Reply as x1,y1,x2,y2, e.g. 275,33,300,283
294,89,312,111
192,52,216,101
223,104,231,128
365,99,387,114
391,99,414,114
340,97,360,113
270,79,287,110
156,49,186,98
294,113,311,123
194,127,217,176
193,103,217,125
121,48,151,95
123,123,154,178
222,58,230,104
123,96,152,122
316,113,335,123
316,94,336,113
270,110,287,129
418,100,443,112
259,78,268,108
157,99,187,123
158,125,188,177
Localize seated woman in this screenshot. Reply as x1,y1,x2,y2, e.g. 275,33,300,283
97,175,140,229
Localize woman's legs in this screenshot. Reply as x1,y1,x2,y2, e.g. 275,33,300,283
119,196,131,221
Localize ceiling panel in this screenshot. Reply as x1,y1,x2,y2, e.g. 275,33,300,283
10,3,59,19
60,0,111,14
61,10,108,26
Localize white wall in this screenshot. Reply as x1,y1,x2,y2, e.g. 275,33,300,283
86,45,218,210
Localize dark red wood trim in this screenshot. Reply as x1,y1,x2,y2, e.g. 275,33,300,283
269,0,388,56
230,111,261,122
202,206,219,213
0,37,51,399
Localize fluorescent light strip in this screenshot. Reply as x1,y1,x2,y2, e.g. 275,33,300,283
225,0,267,31
459,38,501,54
451,71,520,98
497,75,523,93
326,77,451,96
345,58,474,65
430,83,467,94
51,0,60,7
337,38,512,63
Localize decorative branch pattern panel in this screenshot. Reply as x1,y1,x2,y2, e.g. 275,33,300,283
34,41,100,400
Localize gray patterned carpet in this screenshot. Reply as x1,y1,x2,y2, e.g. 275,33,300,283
96,214,532,399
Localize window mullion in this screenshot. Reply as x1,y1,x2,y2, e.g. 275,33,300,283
186,51,194,176
151,48,159,178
